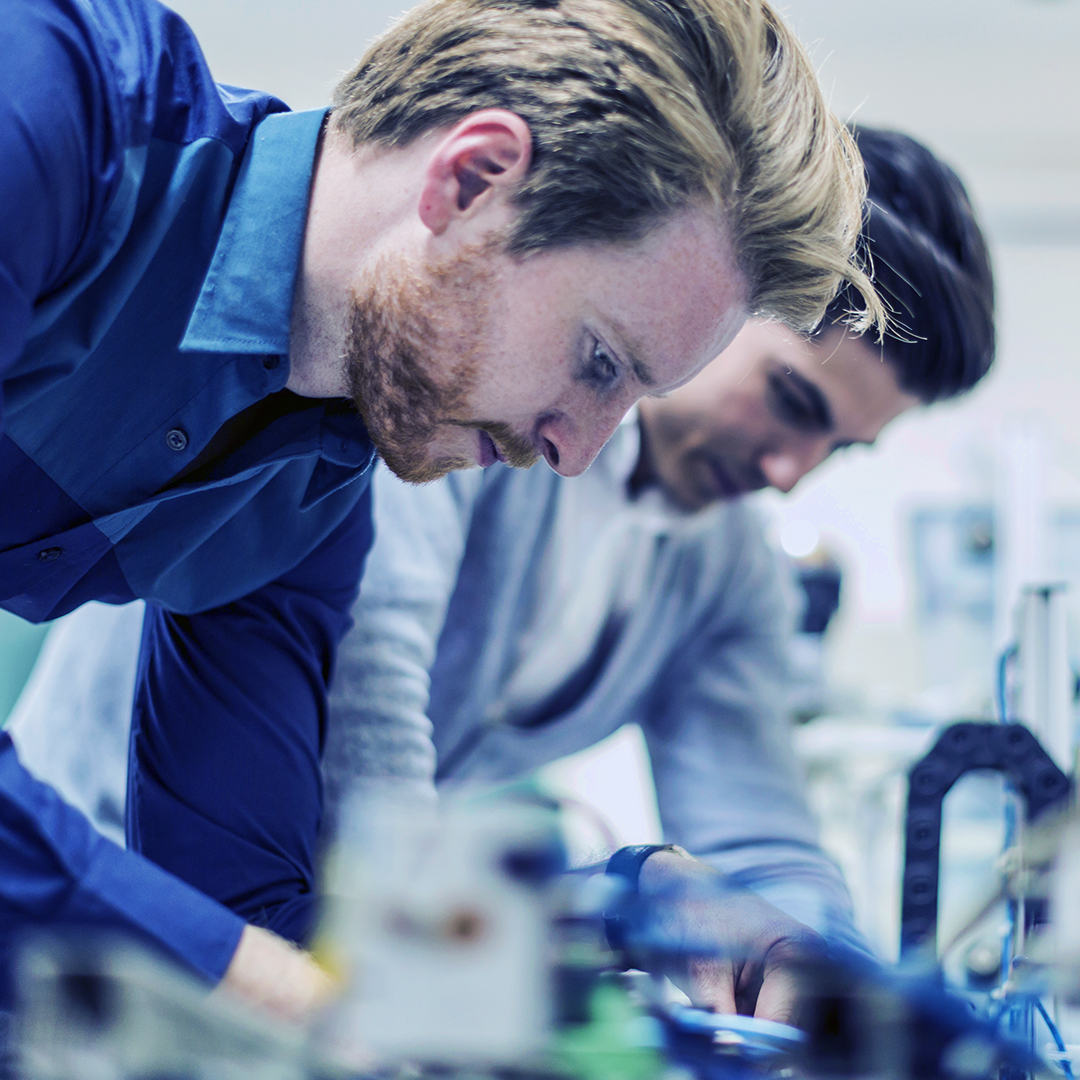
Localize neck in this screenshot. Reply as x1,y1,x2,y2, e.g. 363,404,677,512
628,415,658,496
286,124,430,399
287,275,348,397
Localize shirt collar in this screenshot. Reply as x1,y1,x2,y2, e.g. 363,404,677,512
181,109,327,356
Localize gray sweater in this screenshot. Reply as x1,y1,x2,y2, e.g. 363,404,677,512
324,419,860,946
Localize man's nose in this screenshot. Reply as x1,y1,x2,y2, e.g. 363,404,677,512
536,409,626,477
758,444,828,494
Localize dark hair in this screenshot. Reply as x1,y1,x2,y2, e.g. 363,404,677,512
821,127,995,402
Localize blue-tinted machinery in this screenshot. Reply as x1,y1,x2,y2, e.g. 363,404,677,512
15,785,1079,1080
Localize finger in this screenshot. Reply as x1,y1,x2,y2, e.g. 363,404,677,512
753,966,801,1024
686,957,738,1014
217,924,336,1023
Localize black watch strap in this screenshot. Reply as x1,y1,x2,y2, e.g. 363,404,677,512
603,843,677,958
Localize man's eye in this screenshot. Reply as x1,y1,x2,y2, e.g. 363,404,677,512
767,373,815,429
586,340,619,388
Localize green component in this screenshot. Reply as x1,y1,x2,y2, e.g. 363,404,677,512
551,977,663,1080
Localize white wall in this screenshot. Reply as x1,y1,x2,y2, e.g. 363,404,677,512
164,0,407,110
757,0,1080,713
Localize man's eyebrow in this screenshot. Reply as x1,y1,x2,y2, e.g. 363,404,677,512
627,347,658,388
781,367,834,430
606,320,658,387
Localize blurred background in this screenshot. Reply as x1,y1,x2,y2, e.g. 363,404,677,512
2,0,1078,961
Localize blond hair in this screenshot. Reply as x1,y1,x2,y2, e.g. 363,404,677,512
332,0,884,333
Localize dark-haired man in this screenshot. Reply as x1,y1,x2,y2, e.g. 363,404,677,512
316,129,995,974
11,128,992,1017
640,128,995,506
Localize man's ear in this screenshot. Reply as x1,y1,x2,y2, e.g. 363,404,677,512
418,109,532,236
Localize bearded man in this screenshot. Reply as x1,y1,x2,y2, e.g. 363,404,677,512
0,0,879,1018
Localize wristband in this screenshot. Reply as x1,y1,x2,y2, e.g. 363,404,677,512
603,844,678,960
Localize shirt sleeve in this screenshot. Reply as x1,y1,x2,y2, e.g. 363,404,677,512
0,733,245,991
0,0,248,989
320,465,484,838
127,489,375,946
0,0,120,410
640,507,868,954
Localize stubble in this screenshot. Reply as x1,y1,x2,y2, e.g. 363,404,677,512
344,248,488,483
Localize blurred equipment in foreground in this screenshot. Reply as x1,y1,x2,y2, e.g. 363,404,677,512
16,784,1074,1080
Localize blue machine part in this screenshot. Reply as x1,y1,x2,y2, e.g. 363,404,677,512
657,1008,800,1080
666,1008,804,1056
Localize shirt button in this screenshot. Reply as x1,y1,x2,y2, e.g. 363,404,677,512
263,355,280,370
165,428,189,451
37,547,63,562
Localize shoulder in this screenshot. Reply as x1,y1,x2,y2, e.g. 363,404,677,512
5,0,285,155
0,0,284,304
0,1,126,316
664,491,773,577
655,494,790,635
71,0,285,150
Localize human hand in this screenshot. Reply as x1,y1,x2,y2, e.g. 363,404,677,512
634,848,824,1023
215,924,337,1024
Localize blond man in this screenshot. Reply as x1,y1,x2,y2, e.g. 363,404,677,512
0,0,878,1016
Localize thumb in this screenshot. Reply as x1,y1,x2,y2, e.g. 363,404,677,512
753,965,801,1024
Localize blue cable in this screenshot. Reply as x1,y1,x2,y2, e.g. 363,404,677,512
995,643,1020,985
997,643,1018,723
1035,998,1074,1077
992,648,1069,1073
1001,788,1019,983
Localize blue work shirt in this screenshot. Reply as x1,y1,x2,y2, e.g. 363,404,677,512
0,0,375,984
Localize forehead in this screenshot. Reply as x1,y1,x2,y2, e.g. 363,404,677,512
532,209,748,392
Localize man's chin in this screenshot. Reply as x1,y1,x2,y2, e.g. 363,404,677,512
379,447,475,485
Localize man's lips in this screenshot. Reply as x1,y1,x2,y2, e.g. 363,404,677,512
477,429,507,468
